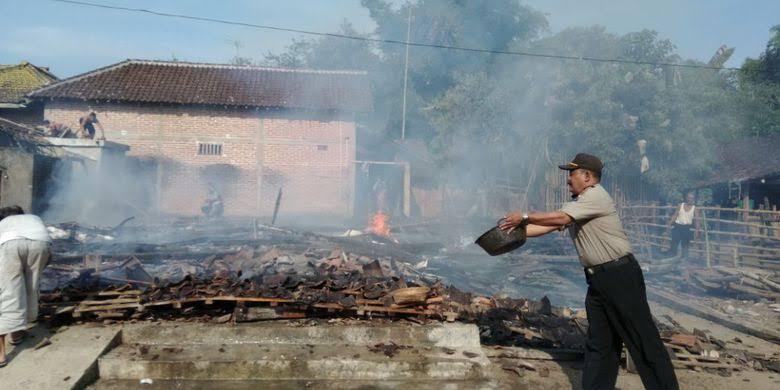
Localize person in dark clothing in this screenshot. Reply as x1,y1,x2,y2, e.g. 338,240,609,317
78,112,105,140
201,183,224,219
500,153,678,390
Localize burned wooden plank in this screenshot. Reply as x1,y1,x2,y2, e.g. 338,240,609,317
234,307,307,322
648,288,780,344
74,302,142,314
670,359,740,370
485,346,584,361
79,298,140,305
97,290,143,296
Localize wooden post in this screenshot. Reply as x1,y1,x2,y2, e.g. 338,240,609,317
642,205,652,258
155,160,163,218
702,211,712,269
651,201,657,227
403,162,411,218
256,117,265,217
85,254,102,276
271,187,282,226
732,247,739,268
716,207,721,236
742,190,750,233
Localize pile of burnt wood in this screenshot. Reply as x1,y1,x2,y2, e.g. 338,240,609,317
38,222,778,372
682,266,780,301
652,316,780,374
41,242,590,351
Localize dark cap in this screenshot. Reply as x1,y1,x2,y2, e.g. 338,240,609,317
558,153,604,174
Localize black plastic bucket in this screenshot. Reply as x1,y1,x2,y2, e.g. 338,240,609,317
475,219,527,256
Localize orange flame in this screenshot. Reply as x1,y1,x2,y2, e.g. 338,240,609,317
368,211,391,236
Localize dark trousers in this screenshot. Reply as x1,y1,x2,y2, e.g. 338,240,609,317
583,255,678,390
666,224,693,258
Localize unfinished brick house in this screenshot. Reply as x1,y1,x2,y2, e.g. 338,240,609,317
29,59,371,218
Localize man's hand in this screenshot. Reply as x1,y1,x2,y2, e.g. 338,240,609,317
499,211,526,233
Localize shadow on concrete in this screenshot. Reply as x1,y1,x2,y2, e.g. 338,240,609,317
4,324,50,363
554,360,584,389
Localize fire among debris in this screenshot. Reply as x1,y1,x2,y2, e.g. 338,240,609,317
368,211,391,236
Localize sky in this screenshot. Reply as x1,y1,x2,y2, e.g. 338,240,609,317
0,0,778,78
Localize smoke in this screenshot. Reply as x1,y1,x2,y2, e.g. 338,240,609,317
41,147,156,227
31,1,767,235
22,3,780,322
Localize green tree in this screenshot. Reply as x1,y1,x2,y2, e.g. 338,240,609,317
361,0,547,140
261,3,777,203
741,25,780,84
737,25,780,136
506,28,738,201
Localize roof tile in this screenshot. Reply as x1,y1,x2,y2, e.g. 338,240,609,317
0,62,58,104
29,60,371,111
698,134,780,186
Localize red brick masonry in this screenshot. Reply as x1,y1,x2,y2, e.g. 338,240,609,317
32,60,368,217
45,101,356,217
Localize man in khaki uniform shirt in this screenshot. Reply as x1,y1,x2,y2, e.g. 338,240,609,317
559,182,632,267
500,153,677,390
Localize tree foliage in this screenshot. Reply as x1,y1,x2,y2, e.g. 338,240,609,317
737,25,780,136
257,3,780,203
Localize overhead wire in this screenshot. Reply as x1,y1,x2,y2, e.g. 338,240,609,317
47,0,743,167
50,0,741,71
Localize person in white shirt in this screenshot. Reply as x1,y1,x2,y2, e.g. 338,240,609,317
0,206,51,368
664,192,701,259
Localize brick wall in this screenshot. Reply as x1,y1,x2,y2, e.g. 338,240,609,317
44,101,356,217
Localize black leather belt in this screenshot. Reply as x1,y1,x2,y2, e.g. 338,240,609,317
584,254,633,275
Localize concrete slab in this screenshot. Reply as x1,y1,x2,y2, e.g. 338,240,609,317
92,379,500,389
2,324,120,390
120,322,483,350
99,343,487,381
99,322,494,386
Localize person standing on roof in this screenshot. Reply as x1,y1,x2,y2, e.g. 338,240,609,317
78,112,106,140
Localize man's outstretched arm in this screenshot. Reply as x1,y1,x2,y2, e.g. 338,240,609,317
500,211,572,231
526,224,562,237
527,211,572,226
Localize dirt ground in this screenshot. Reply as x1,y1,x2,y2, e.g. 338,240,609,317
486,358,778,390
484,300,780,390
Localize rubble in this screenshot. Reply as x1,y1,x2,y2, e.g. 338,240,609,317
656,319,780,374
35,220,780,375
40,221,590,352
683,267,780,301
643,260,780,344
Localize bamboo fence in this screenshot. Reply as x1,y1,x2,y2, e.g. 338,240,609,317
620,204,780,271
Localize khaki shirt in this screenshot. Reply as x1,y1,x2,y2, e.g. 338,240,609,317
559,184,632,267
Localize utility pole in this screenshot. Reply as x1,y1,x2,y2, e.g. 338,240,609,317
400,3,412,140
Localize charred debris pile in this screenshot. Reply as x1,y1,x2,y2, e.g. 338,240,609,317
38,221,779,373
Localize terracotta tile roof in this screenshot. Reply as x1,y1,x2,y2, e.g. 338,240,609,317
697,134,780,186
0,62,58,104
29,59,371,111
